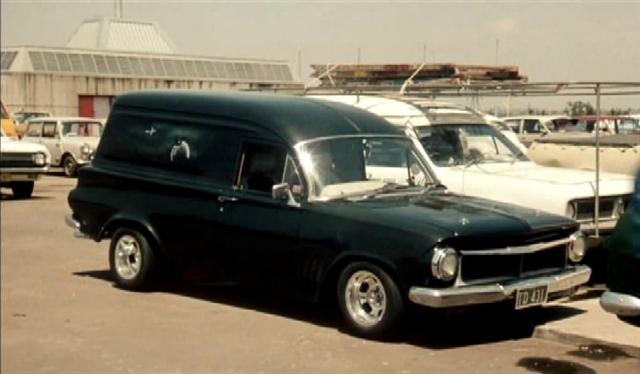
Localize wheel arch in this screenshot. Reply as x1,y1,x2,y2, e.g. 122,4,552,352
60,151,76,166
100,216,167,260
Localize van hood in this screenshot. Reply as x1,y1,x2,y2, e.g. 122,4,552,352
315,190,577,240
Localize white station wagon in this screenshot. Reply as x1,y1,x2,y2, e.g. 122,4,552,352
1,129,50,198
22,117,103,177
312,95,634,249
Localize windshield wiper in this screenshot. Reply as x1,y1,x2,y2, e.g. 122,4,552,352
362,182,410,198
422,182,448,195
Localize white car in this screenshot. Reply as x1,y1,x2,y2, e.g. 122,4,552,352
311,95,634,246
480,113,528,154
22,117,103,177
502,115,575,147
0,129,50,198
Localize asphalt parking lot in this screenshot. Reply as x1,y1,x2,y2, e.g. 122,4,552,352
1,175,638,373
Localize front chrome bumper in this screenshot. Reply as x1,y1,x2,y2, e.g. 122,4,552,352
0,166,49,173
64,214,91,239
409,265,591,308
599,291,640,317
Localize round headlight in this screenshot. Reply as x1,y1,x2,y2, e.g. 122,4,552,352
565,202,577,219
568,232,586,262
32,152,46,166
431,246,458,281
80,143,92,155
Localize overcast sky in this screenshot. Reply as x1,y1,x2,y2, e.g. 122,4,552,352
2,0,639,111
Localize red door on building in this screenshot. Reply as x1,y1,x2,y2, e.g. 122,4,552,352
78,96,115,118
79,96,94,117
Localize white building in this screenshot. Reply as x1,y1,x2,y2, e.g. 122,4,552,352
1,17,301,117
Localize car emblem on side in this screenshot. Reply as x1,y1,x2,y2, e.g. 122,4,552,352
144,126,156,136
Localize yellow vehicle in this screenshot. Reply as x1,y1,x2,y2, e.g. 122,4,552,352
1,101,19,138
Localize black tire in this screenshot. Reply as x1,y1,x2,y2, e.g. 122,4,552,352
336,262,404,339
109,228,157,290
11,181,34,199
62,154,77,177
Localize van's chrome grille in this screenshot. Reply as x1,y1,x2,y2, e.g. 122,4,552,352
460,244,567,284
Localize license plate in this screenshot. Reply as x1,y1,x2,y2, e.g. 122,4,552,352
0,173,11,182
515,285,548,309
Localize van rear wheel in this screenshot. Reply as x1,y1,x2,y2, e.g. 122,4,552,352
337,262,404,339
109,228,157,290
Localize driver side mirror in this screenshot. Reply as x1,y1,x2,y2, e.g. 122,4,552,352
272,183,300,207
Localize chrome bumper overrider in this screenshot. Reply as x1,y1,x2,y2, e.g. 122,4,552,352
409,265,591,308
64,214,91,239
600,291,640,317
579,220,617,235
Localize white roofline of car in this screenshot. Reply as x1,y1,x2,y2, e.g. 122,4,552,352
501,115,570,121
26,117,103,123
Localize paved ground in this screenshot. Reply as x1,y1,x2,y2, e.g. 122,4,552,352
1,175,639,373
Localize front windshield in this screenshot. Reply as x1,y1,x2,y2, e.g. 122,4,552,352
62,121,103,137
297,136,435,201
417,124,528,167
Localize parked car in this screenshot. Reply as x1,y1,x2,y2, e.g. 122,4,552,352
22,117,103,177
567,115,640,135
67,91,591,338
599,173,640,326
312,95,634,251
528,134,640,176
481,113,528,153
502,115,575,147
1,129,50,198
1,100,19,139
12,110,52,138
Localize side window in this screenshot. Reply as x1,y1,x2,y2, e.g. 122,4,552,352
26,122,43,137
523,120,542,134
236,143,287,194
42,122,57,138
96,114,242,185
505,120,520,133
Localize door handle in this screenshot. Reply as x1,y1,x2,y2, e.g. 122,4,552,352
218,195,238,203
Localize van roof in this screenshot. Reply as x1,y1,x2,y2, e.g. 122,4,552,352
113,90,403,145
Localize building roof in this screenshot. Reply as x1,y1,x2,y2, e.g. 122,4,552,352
66,17,176,54
1,46,298,86
113,90,404,145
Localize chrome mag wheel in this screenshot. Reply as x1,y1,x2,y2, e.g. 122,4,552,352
344,270,387,327
114,234,142,280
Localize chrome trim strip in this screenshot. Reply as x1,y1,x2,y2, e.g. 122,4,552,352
460,236,573,256
293,134,406,149
408,265,591,308
599,291,640,317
